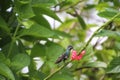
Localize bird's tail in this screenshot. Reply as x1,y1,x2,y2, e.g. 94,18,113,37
55,57,63,64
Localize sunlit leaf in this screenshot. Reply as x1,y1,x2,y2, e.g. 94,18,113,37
22,20,34,28
58,19,76,30
33,5,61,22
96,2,109,11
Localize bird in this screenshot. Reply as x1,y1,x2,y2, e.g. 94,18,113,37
55,45,73,64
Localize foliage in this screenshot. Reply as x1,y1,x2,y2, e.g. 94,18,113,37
0,0,120,80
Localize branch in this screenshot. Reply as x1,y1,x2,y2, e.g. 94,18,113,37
7,23,20,57
78,12,120,55
43,12,120,80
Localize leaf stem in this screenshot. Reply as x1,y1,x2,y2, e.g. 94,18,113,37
44,12,120,80
7,23,20,57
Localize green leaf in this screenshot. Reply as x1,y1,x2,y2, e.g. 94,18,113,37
29,70,46,80
59,1,72,9
58,19,76,30
115,41,120,50
0,75,6,80
19,23,55,38
84,61,107,68
116,74,120,78
82,44,94,61
0,16,10,33
84,4,96,10
96,2,109,11
17,40,26,53
107,57,120,74
40,62,51,74
22,19,34,28
0,53,10,65
50,73,74,80
18,0,31,4
31,0,57,6
0,53,6,62
54,30,72,38
31,15,51,29
95,50,116,63
33,5,61,22
31,43,46,57
96,30,120,41
113,0,120,7
77,15,86,29
0,63,15,80
11,53,30,71
15,1,35,19
2,42,24,58
98,8,120,19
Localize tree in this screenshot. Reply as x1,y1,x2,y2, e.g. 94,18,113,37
0,0,120,80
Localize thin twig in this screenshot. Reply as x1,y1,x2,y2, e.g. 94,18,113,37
7,23,20,57
44,12,120,80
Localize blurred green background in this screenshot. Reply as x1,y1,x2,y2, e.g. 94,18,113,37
0,0,120,80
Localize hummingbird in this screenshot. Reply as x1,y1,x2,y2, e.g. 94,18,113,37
55,45,73,64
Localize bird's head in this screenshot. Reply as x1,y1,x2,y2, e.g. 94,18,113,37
67,45,73,51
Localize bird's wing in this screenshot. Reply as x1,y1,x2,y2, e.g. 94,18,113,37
55,54,65,64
